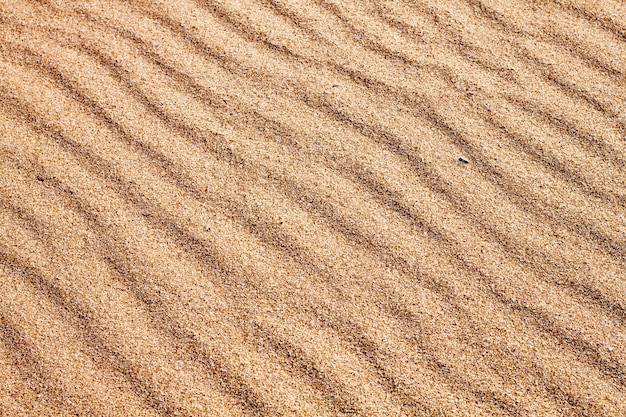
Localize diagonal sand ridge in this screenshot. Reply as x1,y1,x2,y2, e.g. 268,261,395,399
0,0,625,415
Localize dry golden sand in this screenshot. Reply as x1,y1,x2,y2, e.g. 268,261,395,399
0,0,625,415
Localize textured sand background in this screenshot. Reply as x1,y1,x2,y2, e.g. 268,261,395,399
0,0,625,415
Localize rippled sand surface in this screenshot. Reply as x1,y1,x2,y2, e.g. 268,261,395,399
1,1,625,415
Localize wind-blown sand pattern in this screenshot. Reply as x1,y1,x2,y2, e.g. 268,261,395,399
0,0,625,415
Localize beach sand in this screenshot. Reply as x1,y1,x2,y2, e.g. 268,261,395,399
0,0,625,415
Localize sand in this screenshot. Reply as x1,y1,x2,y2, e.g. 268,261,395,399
0,0,625,415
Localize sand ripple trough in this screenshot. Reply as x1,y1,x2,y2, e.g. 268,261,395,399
0,0,625,415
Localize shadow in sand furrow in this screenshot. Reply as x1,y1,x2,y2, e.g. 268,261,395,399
89,157,438,413
382,1,626,147
70,181,427,416
384,1,626,130
342,170,626,397
223,0,520,105
313,0,417,66
256,0,338,53
0,70,539,414
71,9,301,153
0,196,57,250
552,0,626,42
179,0,314,67
178,3,626,262
463,0,626,80
419,352,527,417
6,13,624,384
4,82,618,416
541,28,624,81
100,210,436,415
0,246,189,417
495,292,626,388
379,7,521,84
318,2,626,173
451,76,625,199
0,95,280,413
295,89,626,312
170,150,615,412
2,1,626,414
518,46,626,124
109,0,625,224
463,0,531,36
211,199,514,414
41,1,626,228
469,101,626,256
22,11,612,334
100,255,279,417
415,99,626,264
26,0,626,172
502,92,626,171
6,177,593,417
1,46,224,208
1,16,434,295
26,154,423,415
3,158,281,416
0,314,67,413
436,67,626,208
3,17,620,398
248,321,371,416
1,91,436,413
